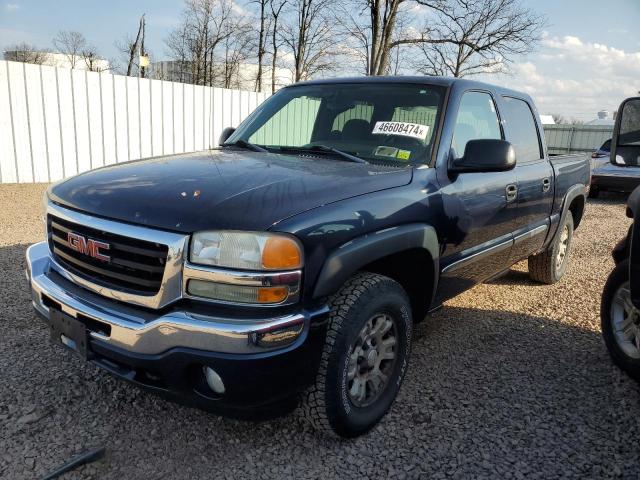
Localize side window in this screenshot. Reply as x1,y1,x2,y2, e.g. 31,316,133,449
501,96,543,163
452,92,502,159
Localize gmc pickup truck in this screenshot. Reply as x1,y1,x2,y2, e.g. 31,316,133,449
26,77,590,438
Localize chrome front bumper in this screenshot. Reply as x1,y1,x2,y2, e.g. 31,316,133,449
26,242,312,355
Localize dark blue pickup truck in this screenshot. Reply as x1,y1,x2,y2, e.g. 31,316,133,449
26,77,590,437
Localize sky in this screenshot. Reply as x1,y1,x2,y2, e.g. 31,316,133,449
1,0,639,121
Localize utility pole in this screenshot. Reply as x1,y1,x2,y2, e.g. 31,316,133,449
140,15,147,78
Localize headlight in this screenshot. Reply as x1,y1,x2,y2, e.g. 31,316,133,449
186,231,303,306
189,231,303,270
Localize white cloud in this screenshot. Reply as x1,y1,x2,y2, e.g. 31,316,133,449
482,35,640,121
5,3,19,11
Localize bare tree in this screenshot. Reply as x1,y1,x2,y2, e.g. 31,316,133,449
163,22,192,82
281,0,338,82
338,0,423,75
340,0,543,76
82,46,108,72
52,30,87,69
414,0,544,77
4,42,47,65
115,15,147,77
269,0,287,92
165,0,236,86
218,22,253,88
253,0,270,91
551,113,566,125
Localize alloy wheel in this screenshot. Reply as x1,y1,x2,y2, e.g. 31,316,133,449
555,225,570,270
611,282,640,360
347,313,398,407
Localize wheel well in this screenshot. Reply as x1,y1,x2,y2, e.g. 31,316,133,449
568,195,585,228
359,248,435,321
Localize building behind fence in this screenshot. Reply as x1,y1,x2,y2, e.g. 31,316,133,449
0,59,615,184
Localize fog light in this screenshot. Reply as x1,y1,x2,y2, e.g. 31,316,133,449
204,366,225,394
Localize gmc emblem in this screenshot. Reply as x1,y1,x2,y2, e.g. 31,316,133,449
67,232,111,262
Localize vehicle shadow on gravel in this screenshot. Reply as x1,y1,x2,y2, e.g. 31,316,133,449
588,191,628,204
484,268,536,286
4,239,640,478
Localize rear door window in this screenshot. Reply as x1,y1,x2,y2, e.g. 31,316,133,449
501,97,543,163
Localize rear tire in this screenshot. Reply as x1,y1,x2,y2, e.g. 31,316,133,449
528,212,574,284
588,186,600,198
300,272,412,438
601,260,640,381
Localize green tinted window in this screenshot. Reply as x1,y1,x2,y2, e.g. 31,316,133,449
452,92,502,158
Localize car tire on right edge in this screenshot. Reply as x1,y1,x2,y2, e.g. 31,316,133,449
601,260,640,381
301,272,412,438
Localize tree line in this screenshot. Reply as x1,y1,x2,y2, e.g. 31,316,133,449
5,0,545,93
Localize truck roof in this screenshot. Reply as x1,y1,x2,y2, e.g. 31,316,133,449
289,75,532,103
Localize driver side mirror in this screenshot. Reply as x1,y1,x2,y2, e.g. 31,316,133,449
611,97,640,166
219,127,236,145
449,139,516,173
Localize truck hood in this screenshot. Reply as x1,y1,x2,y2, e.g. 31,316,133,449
48,149,413,233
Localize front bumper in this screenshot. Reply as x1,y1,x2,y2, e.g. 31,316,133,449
26,241,329,410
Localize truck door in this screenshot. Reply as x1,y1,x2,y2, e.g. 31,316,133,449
436,90,519,302
500,96,554,262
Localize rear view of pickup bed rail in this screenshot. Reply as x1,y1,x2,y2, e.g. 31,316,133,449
26,75,590,437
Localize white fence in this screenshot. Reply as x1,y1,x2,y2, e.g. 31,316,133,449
543,124,613,155
0,60,270,184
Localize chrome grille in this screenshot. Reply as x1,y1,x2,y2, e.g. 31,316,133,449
47,214,168,295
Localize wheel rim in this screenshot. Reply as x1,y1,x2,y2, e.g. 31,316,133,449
610,282,640,360
555,225,570,270
347,313,398,408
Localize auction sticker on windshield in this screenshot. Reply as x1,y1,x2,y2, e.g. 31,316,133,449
372,121,429,141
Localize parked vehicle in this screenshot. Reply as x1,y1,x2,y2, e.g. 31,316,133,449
601,97,640,380
26,77,590,437
590,136,640,197
591,139,611,169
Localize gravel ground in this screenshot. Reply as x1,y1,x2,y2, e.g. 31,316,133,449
1,184,639,480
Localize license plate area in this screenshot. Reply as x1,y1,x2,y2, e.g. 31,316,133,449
49,308,90,359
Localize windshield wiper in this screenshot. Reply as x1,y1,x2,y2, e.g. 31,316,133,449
221,139,268,153
278,145,367,164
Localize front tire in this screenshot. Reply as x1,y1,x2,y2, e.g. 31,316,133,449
601,260,640,381
301,272,412,438
528,212,574,284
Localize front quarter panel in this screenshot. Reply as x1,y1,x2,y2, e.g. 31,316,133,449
271,167,444,303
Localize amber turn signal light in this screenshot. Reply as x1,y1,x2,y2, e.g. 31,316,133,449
262,237,302,270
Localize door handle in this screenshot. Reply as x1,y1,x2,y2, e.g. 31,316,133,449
506,184,518,202
542,178,551,192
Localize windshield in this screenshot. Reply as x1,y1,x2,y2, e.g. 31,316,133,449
226,83,446,164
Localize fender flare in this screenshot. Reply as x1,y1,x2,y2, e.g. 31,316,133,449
550,184,586,245
312,224,440,299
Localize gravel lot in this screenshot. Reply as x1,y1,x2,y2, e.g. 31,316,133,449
1,184,640,479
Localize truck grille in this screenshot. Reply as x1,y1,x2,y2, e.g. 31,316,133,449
47,214,168,295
